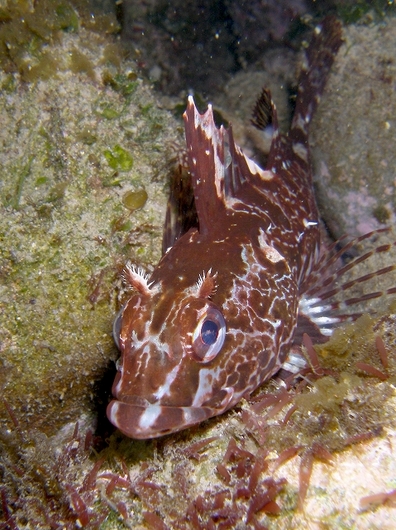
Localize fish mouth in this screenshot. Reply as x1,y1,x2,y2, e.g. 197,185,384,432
107,398,218,439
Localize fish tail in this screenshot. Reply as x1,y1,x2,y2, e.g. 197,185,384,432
291,16,343,141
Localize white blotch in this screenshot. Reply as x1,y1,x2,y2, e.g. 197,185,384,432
281,352,307,374
108,401,121,425
293,114,307,132
303,219,318,227
192,368,217,407
243,151,273,181
154,364,181,400
138,405,162,430
292,142,308,163
113,371,124,396
258,229,285,263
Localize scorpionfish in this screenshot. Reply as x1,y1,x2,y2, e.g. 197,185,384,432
107,17,344,439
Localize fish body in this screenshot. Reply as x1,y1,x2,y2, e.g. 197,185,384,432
107,17,343,439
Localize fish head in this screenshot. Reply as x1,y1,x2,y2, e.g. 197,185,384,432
107,237,238,439
107,229,293,439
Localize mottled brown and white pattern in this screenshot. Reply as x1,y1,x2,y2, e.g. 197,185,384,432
107,17,344,439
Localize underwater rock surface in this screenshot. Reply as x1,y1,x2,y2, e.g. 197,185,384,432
0,27,180,437
0,8,396,529
311,18,396,238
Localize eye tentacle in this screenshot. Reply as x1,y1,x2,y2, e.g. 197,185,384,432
122,262,159,297
195,268,218,299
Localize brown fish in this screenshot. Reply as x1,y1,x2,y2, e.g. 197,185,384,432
107,18,389,439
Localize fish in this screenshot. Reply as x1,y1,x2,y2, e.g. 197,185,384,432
106,17,347,439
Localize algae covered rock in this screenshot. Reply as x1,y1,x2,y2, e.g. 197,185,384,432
1,7,396,529
0,26,180,437
311,17,396,238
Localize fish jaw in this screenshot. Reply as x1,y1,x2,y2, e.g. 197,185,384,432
107,388,234,439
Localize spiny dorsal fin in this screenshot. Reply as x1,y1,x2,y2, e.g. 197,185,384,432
183,96,274,236
251,88,273,131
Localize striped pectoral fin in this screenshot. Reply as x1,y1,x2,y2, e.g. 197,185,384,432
297,228,396,339
293,311,332,347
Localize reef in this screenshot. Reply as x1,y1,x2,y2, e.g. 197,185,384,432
1,3,396,530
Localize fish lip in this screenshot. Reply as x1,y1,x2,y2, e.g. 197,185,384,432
107,399,220,439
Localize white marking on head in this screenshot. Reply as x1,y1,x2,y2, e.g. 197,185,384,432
191,367,221,407
154,363,181,400
108,400,121,426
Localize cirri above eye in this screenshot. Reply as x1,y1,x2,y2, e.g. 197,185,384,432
191,305,226,363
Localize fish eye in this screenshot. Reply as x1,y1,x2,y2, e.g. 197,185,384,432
191,305,226,363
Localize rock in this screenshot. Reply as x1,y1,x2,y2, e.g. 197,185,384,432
0,26,180,437
2,8,396,530
311,18,396,238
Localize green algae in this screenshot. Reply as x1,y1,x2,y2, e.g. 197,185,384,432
0,0,120,81
122,188,148,211
103,71,139,97
372,204,391,224
1,10,396,530
103,144,133,171
10,154,34,209
68,47,95,78
336,0,396,24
